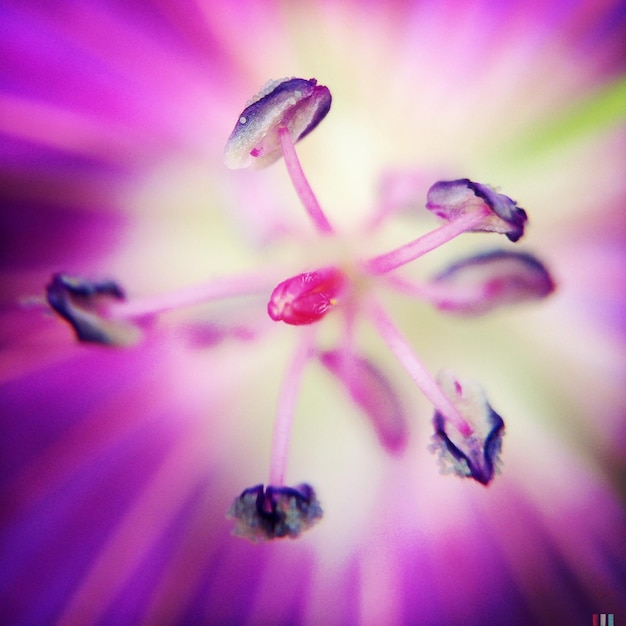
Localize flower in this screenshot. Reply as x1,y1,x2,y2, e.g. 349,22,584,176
1,1,625,625
224,77,332,170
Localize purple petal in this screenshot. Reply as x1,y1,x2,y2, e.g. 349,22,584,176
426,179,528,242
431,249,555,315
224,77,331,169
429,370,504,485
227,483,323,543
319,349,408,454
46,273,142,346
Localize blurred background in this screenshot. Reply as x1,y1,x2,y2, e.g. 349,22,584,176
1,1,625,625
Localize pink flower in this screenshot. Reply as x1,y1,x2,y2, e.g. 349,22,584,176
1,2,625,625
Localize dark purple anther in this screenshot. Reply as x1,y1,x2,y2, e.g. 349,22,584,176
429,370,505,485
426,179,528,242
431,249,555,315
228,483,323,542
268,267,346,325
224,77,332,169
46,273,139,346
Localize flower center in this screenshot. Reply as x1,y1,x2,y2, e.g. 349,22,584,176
44,77,556,541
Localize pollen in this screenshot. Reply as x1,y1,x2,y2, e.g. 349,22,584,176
429,370,505,485
228,483,323,543
224,77,332,169
45,273,141,346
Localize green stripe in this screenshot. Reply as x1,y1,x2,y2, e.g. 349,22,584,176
501,78,626,162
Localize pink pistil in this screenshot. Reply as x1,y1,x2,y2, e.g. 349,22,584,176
277,126,334,235
269,328,317,486
267,267,346,325
364,208,490,275
369,301,473,437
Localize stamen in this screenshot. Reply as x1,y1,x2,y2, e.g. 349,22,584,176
277,126,334,234
319,349,408,454
228,483,323,542
46,273,141,346
429,369,505,485
369,301,472,437
367,168,435,230
224,77,332,170
106,272,276,319
382,249,555,316
428,249,555,315
364,208,490,275
269,327,316,486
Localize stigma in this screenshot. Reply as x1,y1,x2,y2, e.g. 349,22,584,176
267,267,347,325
